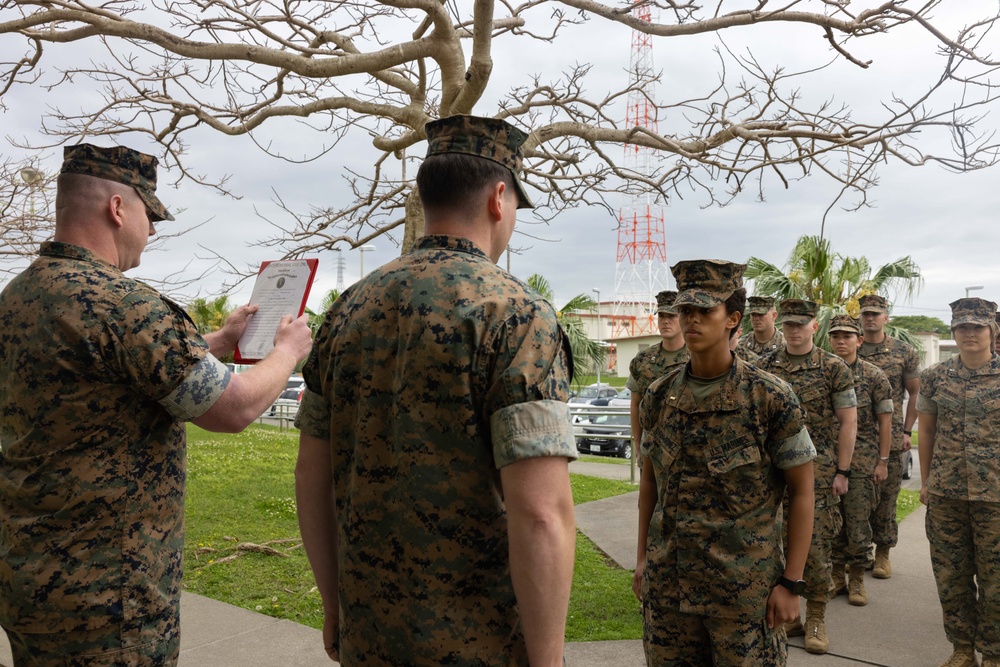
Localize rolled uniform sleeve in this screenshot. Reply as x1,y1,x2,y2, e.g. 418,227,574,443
917,368,938,415
765,378,816,469
106,290,229,420
832,388,858,410
483,302,577,469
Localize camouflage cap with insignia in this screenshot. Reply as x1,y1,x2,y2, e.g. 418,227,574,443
656,290,678,314
747,296,776,315
858,294,889,314
778,299,819,325
671,259,745,309
828,313,861,335
61,143,174,222
949,297,997,328
424,115,534,209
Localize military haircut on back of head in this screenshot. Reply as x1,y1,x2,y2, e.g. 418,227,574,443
55,172,141,219
416,152,516,216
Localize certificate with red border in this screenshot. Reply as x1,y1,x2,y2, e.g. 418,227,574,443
234,258,318,363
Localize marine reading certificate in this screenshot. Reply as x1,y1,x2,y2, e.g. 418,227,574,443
234,258,318,363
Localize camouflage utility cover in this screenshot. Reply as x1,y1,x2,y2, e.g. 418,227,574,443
0,242,229,632
848,358,894,473
918,355,1000,502
61,143,174,222
425,115,534,208
778,299,819,325
295,234,576,664
858,294,888,314
671,259,745,309
858,335,920,451
656,290,678,314
739,327,784,358
626,344,689,397
639,358,815,618
747,296,776,315
757,346,857,489
828,314,861,335
949,297,998,328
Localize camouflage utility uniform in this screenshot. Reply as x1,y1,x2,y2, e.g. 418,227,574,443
920,350,1000,657
858,334,920,550
0,242,229,661
740,327,785,358
627,345,689,398
735,345,760,364
296,234,576,665
833,358,893,567
757,343,857,601
640,358,815,666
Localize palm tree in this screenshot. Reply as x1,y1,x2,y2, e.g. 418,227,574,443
746,235,923,350
305,289,340,333
188,295,234,334
526,274,604,380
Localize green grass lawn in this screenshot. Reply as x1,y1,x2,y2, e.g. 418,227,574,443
184,423,923,642
184,424,642,640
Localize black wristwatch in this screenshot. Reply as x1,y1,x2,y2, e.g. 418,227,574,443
777,575,806,595
835,468,852,478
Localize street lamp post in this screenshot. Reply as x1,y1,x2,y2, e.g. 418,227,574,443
965,285,985,298
592,288,601,386
358,245,376,280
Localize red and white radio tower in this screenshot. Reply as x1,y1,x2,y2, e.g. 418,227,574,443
611,3,668,338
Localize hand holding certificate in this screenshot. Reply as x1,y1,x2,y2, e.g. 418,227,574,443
234,259,319,363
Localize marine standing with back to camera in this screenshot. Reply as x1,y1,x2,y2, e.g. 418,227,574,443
635,259,816,667
0,144,313,665
294,115,577,666
918,297,1000,667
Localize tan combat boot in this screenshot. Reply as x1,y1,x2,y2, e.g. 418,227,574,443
785,615,804,637
873,545,892,579
980,655,998,667
939,645,978,667
848,564,868,606
804,599,829,654
830,562,847,598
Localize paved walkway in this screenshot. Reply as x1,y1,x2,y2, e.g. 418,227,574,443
0,458,951,666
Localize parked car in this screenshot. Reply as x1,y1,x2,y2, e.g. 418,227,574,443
901,447,913,480
269,376,306,417
568,383,619,405
576,413,633,459
608,387,632,407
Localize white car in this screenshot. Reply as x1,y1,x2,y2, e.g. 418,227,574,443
268,376,306,417
607,387,632,407
568,383,619,405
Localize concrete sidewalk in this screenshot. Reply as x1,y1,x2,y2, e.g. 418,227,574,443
0,471,951,666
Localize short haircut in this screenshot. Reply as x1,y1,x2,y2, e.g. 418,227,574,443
416,153,516,215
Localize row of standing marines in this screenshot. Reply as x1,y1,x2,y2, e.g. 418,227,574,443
0,114,995,667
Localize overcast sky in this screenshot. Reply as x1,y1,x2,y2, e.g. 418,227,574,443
2,3,998,323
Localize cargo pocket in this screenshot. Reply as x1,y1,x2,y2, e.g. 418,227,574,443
707,436,770,516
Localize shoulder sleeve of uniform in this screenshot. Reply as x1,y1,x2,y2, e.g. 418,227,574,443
754,370,815,467
484,299,575,466
903,342,921,380
916,365,940,413
828,356,857,408
105,287,229,420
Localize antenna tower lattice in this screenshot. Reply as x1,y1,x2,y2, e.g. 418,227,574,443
611,3,669,339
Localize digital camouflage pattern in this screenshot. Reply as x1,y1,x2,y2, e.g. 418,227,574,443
858,332,920,549
925,494,1000,656
828,314,861,335
295,234,576,665
949,297,998,327
918,354,1000,502
740,328,785,358
642,607,786,667
756,344,856,600
61,143,174,222
756,346,857,489
777,299,819,325
0,242,229,634
747,296,776,315
656,289,678,314
671,259,745,309
734,345,759,364
424,115,534,208
638,357,815,621
833,358,893,567
858,294,889,314
625,344,689,396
